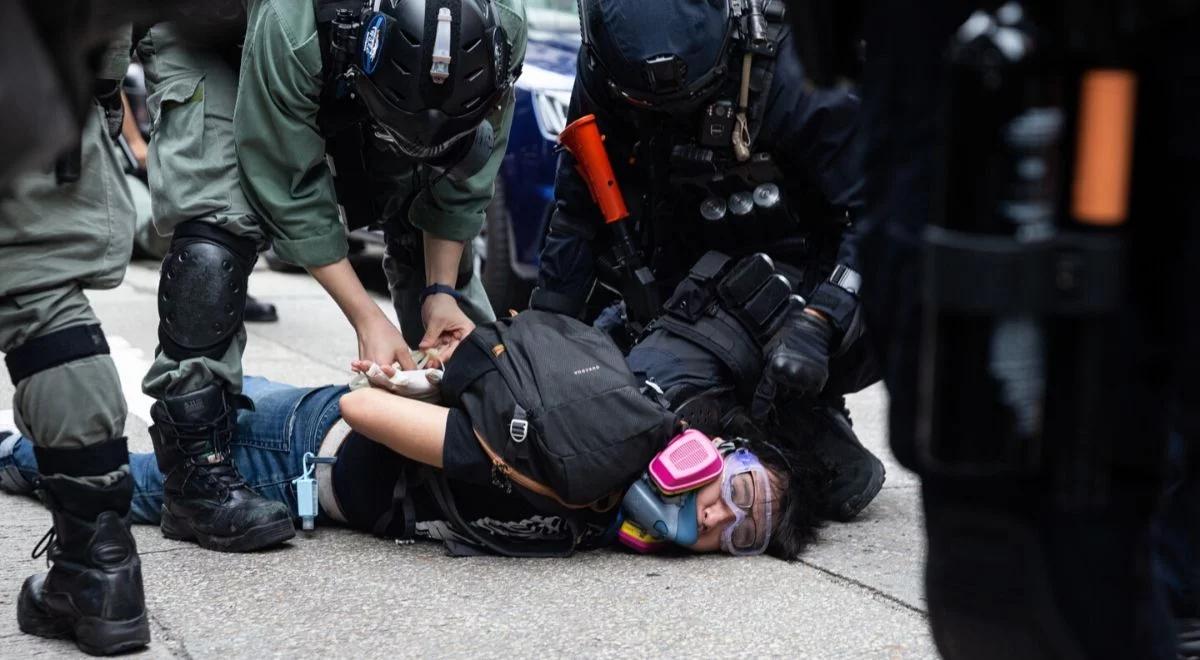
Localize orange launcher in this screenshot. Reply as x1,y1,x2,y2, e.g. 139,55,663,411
558,114,630,224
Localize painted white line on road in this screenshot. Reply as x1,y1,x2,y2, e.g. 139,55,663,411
107,335,155,425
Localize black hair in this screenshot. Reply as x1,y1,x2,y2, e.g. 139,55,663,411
713,405,832,561
750,436,831,561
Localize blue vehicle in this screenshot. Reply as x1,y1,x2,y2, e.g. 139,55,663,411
477,0,578,313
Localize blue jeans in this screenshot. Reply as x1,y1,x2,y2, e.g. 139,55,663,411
1,376,348,524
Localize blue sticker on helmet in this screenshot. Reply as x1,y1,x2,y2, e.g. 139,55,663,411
362,14,386,75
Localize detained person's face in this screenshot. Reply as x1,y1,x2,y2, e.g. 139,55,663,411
684,463,780,555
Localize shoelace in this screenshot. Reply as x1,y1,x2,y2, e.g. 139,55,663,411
31,527,57,565
159,411,248,490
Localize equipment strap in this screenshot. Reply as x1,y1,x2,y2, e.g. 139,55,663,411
923,226,1125,315
33,437,129,478
6,324,110,386
373,467,419,540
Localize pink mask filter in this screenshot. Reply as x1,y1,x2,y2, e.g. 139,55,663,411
648,429,724,495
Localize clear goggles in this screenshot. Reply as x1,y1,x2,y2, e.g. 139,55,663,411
719,448,774,556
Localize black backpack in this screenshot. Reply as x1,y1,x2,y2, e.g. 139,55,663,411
436,311,678,555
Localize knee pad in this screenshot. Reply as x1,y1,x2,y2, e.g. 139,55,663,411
158,221,257,361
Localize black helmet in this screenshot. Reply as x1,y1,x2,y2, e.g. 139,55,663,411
579,0,736,114
349,0,513,159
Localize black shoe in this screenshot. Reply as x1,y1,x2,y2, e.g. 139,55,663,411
809,403,885,521
17,472,150,656
149,384,294,552
243,295,278,323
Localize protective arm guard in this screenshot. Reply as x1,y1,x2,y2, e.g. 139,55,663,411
157,221,258,361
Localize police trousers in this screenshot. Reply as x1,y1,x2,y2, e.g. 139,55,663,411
0,104,134,451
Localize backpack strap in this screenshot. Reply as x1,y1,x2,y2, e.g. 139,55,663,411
439,330,500,402
424,468,579,558
371,466,419,540
471,428,623,514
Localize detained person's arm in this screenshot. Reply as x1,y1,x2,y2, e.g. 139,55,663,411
339,388,448,468
235,0,414,369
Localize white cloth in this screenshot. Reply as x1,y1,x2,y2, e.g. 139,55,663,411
348,361,444,403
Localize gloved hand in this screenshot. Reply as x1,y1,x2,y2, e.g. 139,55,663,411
751,308,835,419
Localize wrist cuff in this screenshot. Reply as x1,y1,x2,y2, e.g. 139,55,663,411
419,284,464,305
807,282,858,335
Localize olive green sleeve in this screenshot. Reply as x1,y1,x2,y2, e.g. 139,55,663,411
235,0,348,268
97,26,132,81
408,0,528,242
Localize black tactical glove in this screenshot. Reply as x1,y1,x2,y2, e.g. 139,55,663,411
751,307,834,419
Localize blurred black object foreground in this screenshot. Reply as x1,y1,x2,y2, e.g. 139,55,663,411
785,0,1200,658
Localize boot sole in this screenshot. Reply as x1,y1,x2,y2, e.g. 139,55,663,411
834,459,886,522
160,506,295,553
17,576,150,656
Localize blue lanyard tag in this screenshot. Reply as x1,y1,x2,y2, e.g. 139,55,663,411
293,452,336,531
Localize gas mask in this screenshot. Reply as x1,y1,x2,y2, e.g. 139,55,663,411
618,429,775,555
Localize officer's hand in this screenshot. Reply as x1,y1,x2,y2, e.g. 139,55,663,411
357,315,418,371
420,294,475,366
751,309,834,419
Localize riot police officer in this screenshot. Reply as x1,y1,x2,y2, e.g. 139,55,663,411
531,0,883,520
849,0,1200,657
137,0,526,552
0,31,150,655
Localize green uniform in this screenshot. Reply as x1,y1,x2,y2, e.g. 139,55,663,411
140,0,527,399
0,35,133,451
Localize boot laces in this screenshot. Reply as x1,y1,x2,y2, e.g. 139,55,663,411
159,408,248,492
31,527,57,566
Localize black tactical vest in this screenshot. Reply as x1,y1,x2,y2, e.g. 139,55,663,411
616,15,842,289
314,0,409,231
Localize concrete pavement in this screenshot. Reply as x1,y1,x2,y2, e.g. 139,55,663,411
0,257,933,658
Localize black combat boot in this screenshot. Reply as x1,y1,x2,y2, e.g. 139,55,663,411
809,401,886,521
243,295,278,323
17,471,150,655
774,397,886,521
149,384,294,552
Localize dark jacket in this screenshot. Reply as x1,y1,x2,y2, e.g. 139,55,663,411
533,26,867,318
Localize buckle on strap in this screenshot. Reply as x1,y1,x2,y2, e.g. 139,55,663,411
509,406,530,444
509,419,529,444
